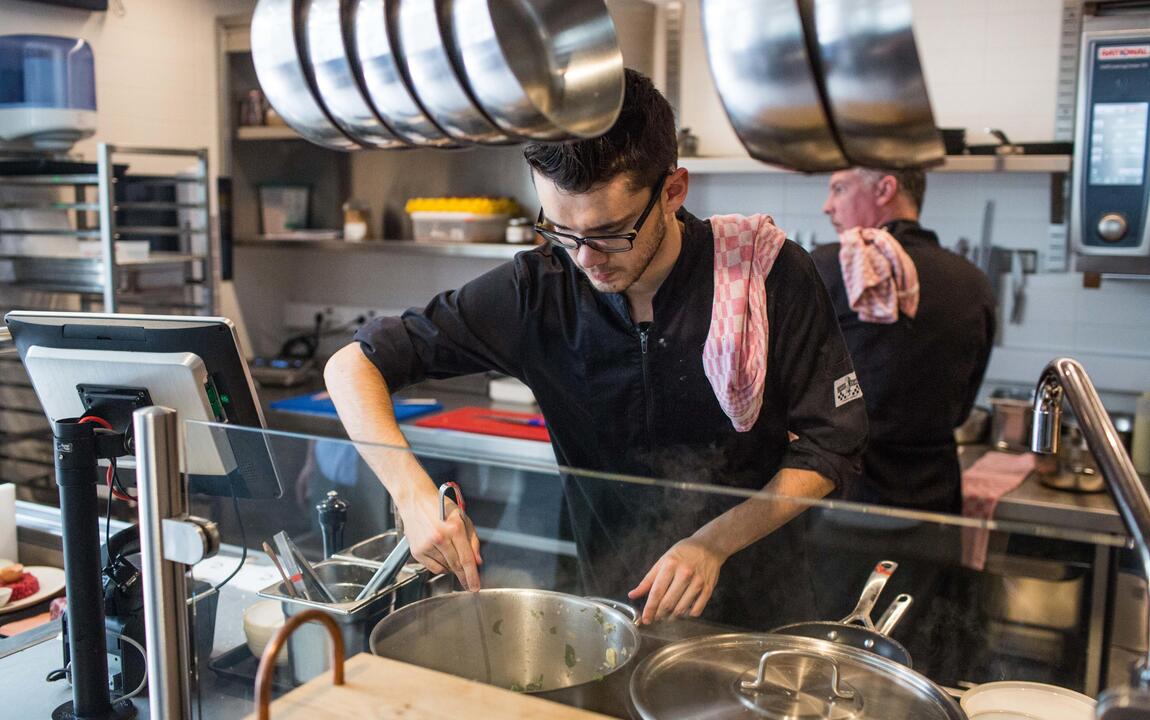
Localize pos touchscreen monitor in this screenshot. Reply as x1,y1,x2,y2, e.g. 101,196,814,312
5,310,283,499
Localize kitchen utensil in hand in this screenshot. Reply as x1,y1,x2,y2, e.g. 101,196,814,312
354,536,411,601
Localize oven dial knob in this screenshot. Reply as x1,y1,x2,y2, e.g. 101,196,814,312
1097,213,1128,242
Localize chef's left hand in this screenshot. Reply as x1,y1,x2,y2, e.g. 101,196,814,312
627,537,727,624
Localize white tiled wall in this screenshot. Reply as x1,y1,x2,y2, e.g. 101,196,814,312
0,0,256,174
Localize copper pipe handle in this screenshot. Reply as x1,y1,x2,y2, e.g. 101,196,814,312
255,609,345,720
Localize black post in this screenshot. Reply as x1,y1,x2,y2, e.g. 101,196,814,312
52,418,136,720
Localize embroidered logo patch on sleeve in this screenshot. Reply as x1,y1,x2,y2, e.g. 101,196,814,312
834,372,863,407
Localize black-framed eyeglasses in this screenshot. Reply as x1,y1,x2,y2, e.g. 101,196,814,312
534,174,668,254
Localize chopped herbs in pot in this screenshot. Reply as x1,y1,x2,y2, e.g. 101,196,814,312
492,619,503,636
525,674,545,692
565,643,578,668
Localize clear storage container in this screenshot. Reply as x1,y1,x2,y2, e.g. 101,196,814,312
409,211,509,243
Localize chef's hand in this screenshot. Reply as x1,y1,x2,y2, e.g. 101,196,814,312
398,487,482,592
627,537,727,624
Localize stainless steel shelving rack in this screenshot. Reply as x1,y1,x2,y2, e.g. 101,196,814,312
0,144,217,493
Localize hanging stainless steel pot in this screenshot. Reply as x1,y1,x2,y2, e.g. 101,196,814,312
448,0,624,141
369,589,639,715
629,633,966,720
700,0,850,172
305,0,408,148
394,0,515,145
352,0,458,147
251,0,361,150
811,0,945,168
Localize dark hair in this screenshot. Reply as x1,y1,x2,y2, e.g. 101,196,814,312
859,167,927,212
523,69,676,193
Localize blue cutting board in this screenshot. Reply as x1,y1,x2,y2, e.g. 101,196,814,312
270,392,442,421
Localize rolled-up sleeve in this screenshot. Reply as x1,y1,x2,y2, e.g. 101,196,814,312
770,246,867,489
353,258,528,391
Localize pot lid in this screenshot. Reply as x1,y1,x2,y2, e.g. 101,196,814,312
629,634,964,720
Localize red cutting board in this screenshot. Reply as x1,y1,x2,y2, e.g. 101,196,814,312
413,406,550,442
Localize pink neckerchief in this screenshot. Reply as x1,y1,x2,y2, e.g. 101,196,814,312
838,226,920,324
702,214,787,432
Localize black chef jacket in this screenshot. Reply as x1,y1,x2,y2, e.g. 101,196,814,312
811,220,995,513
355,208,867,629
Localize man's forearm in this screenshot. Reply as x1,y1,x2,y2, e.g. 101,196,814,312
691,468,834,559
323,342,434,507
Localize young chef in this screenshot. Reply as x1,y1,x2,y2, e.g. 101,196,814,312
325,70,867,629
813,168,995,514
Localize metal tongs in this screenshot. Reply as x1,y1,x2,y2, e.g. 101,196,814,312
273,531,336,603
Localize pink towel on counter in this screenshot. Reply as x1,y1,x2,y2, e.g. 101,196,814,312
839,227,920,324
961,451,1037,570
702,214,787,432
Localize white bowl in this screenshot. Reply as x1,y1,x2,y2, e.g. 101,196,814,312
962,681,1096,720
242,599,287,666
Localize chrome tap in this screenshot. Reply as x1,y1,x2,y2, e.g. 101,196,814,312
1031,358,1150,710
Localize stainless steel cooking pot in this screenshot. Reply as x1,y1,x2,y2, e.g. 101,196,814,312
394,0,514,144
251,0,360,150
305,0,407,148
369,589,639,715
629,633,965,720
448,0,623,141
700,0,849,172
811,0,945,168
353,0,457,147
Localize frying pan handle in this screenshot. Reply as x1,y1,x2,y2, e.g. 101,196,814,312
839,560,898,630
255,609,345,720
740,650,855,700
875,593,913,636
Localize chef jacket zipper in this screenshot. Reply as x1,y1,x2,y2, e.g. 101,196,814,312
638,323,655,450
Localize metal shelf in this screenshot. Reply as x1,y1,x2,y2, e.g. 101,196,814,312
234,237,533,259
678,154,1072,175
236,126,303,141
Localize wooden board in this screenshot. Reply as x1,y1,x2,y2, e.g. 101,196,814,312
246,653,616,720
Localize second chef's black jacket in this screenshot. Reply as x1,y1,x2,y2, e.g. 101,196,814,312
811,220,996,514
355,208,868,629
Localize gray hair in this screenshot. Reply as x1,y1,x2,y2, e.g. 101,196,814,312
857,168,926,212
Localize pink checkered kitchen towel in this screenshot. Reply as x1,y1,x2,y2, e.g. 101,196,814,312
702,214,787,432
839,226,920,324
961,451,1037,570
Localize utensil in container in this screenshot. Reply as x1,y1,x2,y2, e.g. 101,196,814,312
448,0,623,141
273,531,337,604
354,535,410,601
262,541,298,599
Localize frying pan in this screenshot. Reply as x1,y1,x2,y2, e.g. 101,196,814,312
771,560,915,667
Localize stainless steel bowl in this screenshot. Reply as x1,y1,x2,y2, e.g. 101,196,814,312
449,0,623,141
251,0,360,150
812,0,945,168
305,0,408,148
701,0,849,172
395,0,514,144
353,0,457,146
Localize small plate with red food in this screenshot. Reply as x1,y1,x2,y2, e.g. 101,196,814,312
0,561,66,614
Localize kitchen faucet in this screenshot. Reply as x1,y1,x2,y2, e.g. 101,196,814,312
1032,357,1150,716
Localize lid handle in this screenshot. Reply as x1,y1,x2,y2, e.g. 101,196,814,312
740,649,855,701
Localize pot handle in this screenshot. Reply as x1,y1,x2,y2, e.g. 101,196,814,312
839,560,898,630
740,650,855,700
875,593,913,636
439,481,466,521
255,609,345,720
585,596,640,623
